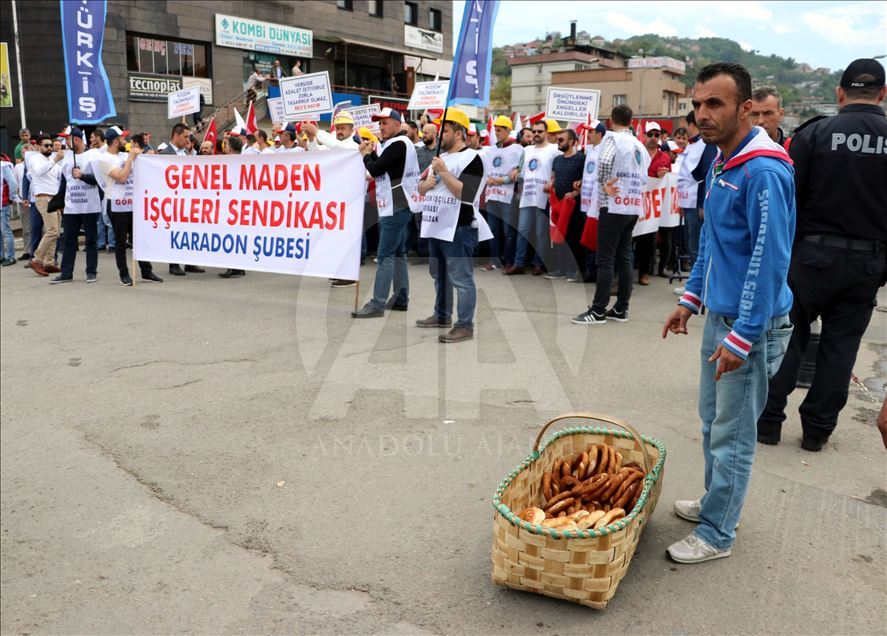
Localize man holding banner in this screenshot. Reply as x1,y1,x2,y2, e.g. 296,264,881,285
353,108,420,318
417,108,487,342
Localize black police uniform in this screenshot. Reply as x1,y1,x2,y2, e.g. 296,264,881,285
758,103,887,446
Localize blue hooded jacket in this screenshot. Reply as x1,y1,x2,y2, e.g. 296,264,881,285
679,127,796,359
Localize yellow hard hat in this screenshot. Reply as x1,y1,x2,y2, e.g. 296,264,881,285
493,115,513,130
434,107,471,130
546,119,563,133
358,127,379,143
333,111,355,126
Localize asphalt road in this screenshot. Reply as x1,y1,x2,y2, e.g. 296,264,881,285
2,252,885,634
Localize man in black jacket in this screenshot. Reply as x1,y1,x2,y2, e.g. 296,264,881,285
757,58,887,451
161,123,206,277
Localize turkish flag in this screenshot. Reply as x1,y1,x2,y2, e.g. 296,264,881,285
202,117,218,154
245,101,259,134
580,216,599,252
548,190,576,245
528,111,546,125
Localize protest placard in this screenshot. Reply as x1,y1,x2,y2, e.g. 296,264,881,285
407,80,449,111
347,104,381,134
545,87,601,122
267,97,286,124
167,86,201,119
133,151,366,280
279,71,333,120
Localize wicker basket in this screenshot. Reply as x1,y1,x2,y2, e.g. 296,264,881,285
491,413,666,609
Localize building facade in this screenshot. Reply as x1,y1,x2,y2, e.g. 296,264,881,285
0,0,452,153
550,57,688,119
509,44,627,115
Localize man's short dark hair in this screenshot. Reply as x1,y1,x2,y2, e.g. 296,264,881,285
685,110,696,126
611,104,633,126
227,136,243,153
696,62,752,103
407,120,419,131
245,134,256,144
519,127,532,137
130,133,146,149
562,129,578,142
171,123,190,137
36,133,52,144
752,86,781,107
256,130,268,142
531,120,546,130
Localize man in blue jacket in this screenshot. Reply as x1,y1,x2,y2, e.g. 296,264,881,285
662,62,796,564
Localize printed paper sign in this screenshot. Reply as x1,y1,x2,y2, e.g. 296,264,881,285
279,71,333,119
546,87,601,122
267,97,286,124
347,104,381,134
167,86,201,119
407,81,450,111
133,151,366,280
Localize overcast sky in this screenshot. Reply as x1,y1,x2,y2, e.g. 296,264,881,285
452,1,887,72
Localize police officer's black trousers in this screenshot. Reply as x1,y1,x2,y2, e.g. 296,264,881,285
759,239,886,441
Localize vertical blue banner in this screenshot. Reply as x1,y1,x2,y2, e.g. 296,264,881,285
447,0,499,107
60,0,117,123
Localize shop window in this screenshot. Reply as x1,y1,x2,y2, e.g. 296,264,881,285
337,0,353,10
368,0,382,17
405,2,418,25
429,8,442,31
126,33,209,78
613,94,627,106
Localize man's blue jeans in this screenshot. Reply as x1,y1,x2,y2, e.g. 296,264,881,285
485,199,512,267
428,226,479,330
97,208,116,249
0,205,15,260
29,202,42,256
515,205,548,268
371,208,411,309
683,207,703,267
695,311,793,550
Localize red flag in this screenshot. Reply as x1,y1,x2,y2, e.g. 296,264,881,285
486,114,494,146
202,117,218,154
580,217,599,251
528,111,546,125
245,102,259,134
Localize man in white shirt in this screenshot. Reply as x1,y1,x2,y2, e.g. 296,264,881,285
505,119,561,275
274,124,304,153
573,104,650,325
303,112,359,151
25,133,64,276
95,126,162,286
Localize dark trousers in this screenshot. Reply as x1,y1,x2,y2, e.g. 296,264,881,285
658,226,677,274
108,210,153,277
61,213,99,277
592,209,637,313
633,232,656,276
759,239,887,441
29,202,43,255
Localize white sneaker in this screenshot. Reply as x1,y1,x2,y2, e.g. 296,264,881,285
666,533,731,564
674,498,701,522
673,286,686,296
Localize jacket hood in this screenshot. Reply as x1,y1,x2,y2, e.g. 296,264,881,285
722,126,793,171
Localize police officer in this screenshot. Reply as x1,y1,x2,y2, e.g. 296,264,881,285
757,58,887,451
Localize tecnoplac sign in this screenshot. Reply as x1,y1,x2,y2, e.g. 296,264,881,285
128,73,183,102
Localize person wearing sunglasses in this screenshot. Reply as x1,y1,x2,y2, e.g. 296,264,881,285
24,133,64,276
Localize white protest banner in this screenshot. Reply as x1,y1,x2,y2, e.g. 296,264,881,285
167,86,202,119
546,87,601,122
133,151,366,280
347,103,381,134
407,80,449,111
633,172,681,236
267,97,286,124
279,71,333,120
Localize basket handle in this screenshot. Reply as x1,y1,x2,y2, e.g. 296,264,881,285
531,412,652,475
